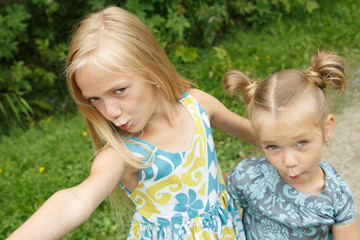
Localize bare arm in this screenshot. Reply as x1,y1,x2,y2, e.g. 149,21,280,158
7,147,128,240
222,171,231,184
332,218,360,240
189,88,260,147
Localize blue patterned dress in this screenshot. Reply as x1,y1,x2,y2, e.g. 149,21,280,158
119,92,245,239
227,157,356,240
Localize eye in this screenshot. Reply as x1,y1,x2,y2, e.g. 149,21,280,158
114,88,125,95
266,145,278,151
89,97,99,104
296,140,308,147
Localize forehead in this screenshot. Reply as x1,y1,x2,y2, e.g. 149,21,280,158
254,110,322,141
75,63,136,95
252,96,318,129
75,61,140,83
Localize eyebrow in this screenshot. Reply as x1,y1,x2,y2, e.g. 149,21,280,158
260,131,311,142
80,92,94,100
260,140,277,146
81,81,127,100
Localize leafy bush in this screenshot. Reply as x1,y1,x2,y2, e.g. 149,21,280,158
0,1,81,133
0,4,32,130
226,0,319,26
0,0,322,134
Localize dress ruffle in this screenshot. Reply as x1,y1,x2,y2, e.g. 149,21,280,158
127,190,244,240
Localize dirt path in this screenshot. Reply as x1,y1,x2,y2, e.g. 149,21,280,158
323,70,360,230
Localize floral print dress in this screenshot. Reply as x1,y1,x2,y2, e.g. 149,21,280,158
119,92,245,239
227,157,356,240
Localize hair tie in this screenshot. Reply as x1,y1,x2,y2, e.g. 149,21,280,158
305,69,321,78
304,69,326,89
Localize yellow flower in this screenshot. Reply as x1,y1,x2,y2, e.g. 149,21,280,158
255,56,259,61
0,168,2,174
82,131,87,136
266,55,270,59
40,166,45,172
217,132,221,136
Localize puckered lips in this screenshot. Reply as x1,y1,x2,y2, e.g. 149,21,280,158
118,122,129,130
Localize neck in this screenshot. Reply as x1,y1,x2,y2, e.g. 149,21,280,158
143,98,180,135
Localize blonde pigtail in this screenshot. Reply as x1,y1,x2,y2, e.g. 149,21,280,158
222,70,257,104
305,50,346,94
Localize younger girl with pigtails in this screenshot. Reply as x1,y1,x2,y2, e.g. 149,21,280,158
223,50,360,239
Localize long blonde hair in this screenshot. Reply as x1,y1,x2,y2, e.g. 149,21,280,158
65,6,193,230
66,6,191,168
222,50,346,136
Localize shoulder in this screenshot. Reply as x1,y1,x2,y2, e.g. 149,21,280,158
91,147,132,178
228,157,280,190
232,157,269,174
93,147,121,164
187,88,211,99
91,147,122,174
321,161,356,224
321,161,352,192
187,88,226,119
227,157,273,206
187,88,218,105
227,157,270,189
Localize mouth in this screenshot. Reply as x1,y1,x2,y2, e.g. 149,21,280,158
287,170,303,180
289,175,299,179
118,122,129,130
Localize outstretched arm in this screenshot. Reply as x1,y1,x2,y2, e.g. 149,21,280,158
7,147,128,240
189,88,260,147
332,218,360,240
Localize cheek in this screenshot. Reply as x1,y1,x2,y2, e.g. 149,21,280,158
122,95,142,113
139,92,157,111
308,142,324,156
264,154,279,168
312,146,324,163
94,106,107,118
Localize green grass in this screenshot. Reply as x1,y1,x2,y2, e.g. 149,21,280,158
0,114,129,239
1,0,359,238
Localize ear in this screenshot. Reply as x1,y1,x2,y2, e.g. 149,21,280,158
324,114,335,141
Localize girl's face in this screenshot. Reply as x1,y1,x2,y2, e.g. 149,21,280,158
75,64,161,134
257,112,334,191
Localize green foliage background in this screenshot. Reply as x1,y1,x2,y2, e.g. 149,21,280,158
1,0,360,239
0,0,324,134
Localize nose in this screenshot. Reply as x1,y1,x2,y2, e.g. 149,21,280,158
103,99,122,120
282,151,299,168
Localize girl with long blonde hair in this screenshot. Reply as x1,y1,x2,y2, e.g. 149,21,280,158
8,6,258,239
